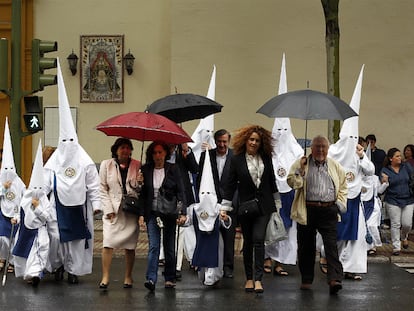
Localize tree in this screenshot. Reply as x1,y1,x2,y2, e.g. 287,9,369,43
321,0,340,142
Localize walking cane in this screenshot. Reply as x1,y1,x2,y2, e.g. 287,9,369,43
2,222,15,286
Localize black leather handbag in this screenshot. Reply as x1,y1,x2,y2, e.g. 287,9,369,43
156,187,178,215
238,198,260,216
120,195,141,215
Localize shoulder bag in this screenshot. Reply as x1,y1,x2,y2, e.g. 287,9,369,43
120,194,141,215
238,198,261,216
155,166,179,215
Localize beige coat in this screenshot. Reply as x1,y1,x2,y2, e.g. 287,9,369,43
99,158,141,249
287,156,347,225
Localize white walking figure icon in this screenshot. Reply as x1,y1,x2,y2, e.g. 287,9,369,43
30,116,39,128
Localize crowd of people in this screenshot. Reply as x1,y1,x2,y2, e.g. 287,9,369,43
2,113,412,296
1,62,413,297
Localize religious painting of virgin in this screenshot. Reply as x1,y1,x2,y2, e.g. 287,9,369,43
80,35,124,103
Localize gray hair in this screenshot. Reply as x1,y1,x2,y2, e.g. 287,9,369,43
311,135,330,147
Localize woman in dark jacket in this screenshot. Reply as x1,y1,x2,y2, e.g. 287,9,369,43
138,141,186,291
222,125,278,294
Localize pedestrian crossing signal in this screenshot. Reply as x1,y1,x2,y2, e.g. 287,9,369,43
24,114,42,132
23,96,43,133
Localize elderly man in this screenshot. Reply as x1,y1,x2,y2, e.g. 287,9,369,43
287,135,347,295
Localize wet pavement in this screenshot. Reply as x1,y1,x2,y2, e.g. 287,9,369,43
93,219,414,263
1,258,414,311
0,220,413,310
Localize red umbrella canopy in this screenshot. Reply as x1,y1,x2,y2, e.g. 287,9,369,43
95,111,193,144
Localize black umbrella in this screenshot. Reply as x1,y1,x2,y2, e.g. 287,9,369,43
147,93,223,123
257,89,357,153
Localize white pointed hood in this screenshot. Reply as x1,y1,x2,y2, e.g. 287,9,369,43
1,117,17,183
328,65,364,169
44,58,95,206
271,54,304,192
189,65,217,162
194,149,219,232
0,117,26,216
29,140,45,197
21,140,51,229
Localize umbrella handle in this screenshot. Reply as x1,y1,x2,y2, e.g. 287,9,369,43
304,119,308,156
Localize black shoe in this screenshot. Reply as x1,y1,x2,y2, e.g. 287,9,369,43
223,267,233,278
144,280,155,291
31,277,40,287
329,280,342,295
67,273,79,284
99,282,109,290
175,270,182,281
54,265,64,281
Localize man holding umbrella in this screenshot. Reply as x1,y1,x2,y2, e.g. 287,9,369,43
287,135,347,295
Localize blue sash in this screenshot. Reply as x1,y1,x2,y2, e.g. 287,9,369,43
192,214,220,268
362,196,375,220
280,190,295,228
0,211,18,237
12,210,37,258
337,195,360,241
54,175,91,245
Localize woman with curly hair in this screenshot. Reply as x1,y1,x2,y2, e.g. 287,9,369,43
221,125,278,294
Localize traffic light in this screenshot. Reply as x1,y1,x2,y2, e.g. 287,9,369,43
31,39,58,92
23,96,43,133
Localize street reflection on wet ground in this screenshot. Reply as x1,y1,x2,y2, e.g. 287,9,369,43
1,258,414,311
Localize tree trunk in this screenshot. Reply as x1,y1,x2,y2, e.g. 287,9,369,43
321,0,340,142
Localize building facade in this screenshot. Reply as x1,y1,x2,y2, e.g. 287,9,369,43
1,0,414,182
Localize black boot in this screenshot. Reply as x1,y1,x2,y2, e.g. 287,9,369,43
54,265,64,281
31,276,40,287
67,273,79,284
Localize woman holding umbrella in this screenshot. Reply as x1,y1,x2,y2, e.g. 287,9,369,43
221,125,278,294
139,141,187,291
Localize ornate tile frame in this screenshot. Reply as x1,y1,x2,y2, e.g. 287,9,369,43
80,35,124,103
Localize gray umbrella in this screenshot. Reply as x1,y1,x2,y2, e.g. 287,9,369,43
257,89,357,153
257,89,357,120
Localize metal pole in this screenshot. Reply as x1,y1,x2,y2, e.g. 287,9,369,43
10,0,24,174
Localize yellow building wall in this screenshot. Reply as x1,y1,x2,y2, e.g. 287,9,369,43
29,0,414,164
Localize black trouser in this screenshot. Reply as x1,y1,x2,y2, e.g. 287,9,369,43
297,204,343,284
220,211,237,270
238,213,270,281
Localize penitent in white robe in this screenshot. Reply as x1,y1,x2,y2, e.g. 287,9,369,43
185,204,231,286
13,193,52,280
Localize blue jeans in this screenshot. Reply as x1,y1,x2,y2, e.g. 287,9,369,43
146,214,177,284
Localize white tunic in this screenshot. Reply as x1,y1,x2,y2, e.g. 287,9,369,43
44,163,100,276
14,192,52,280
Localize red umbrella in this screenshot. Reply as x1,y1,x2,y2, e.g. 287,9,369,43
96,111,193,160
